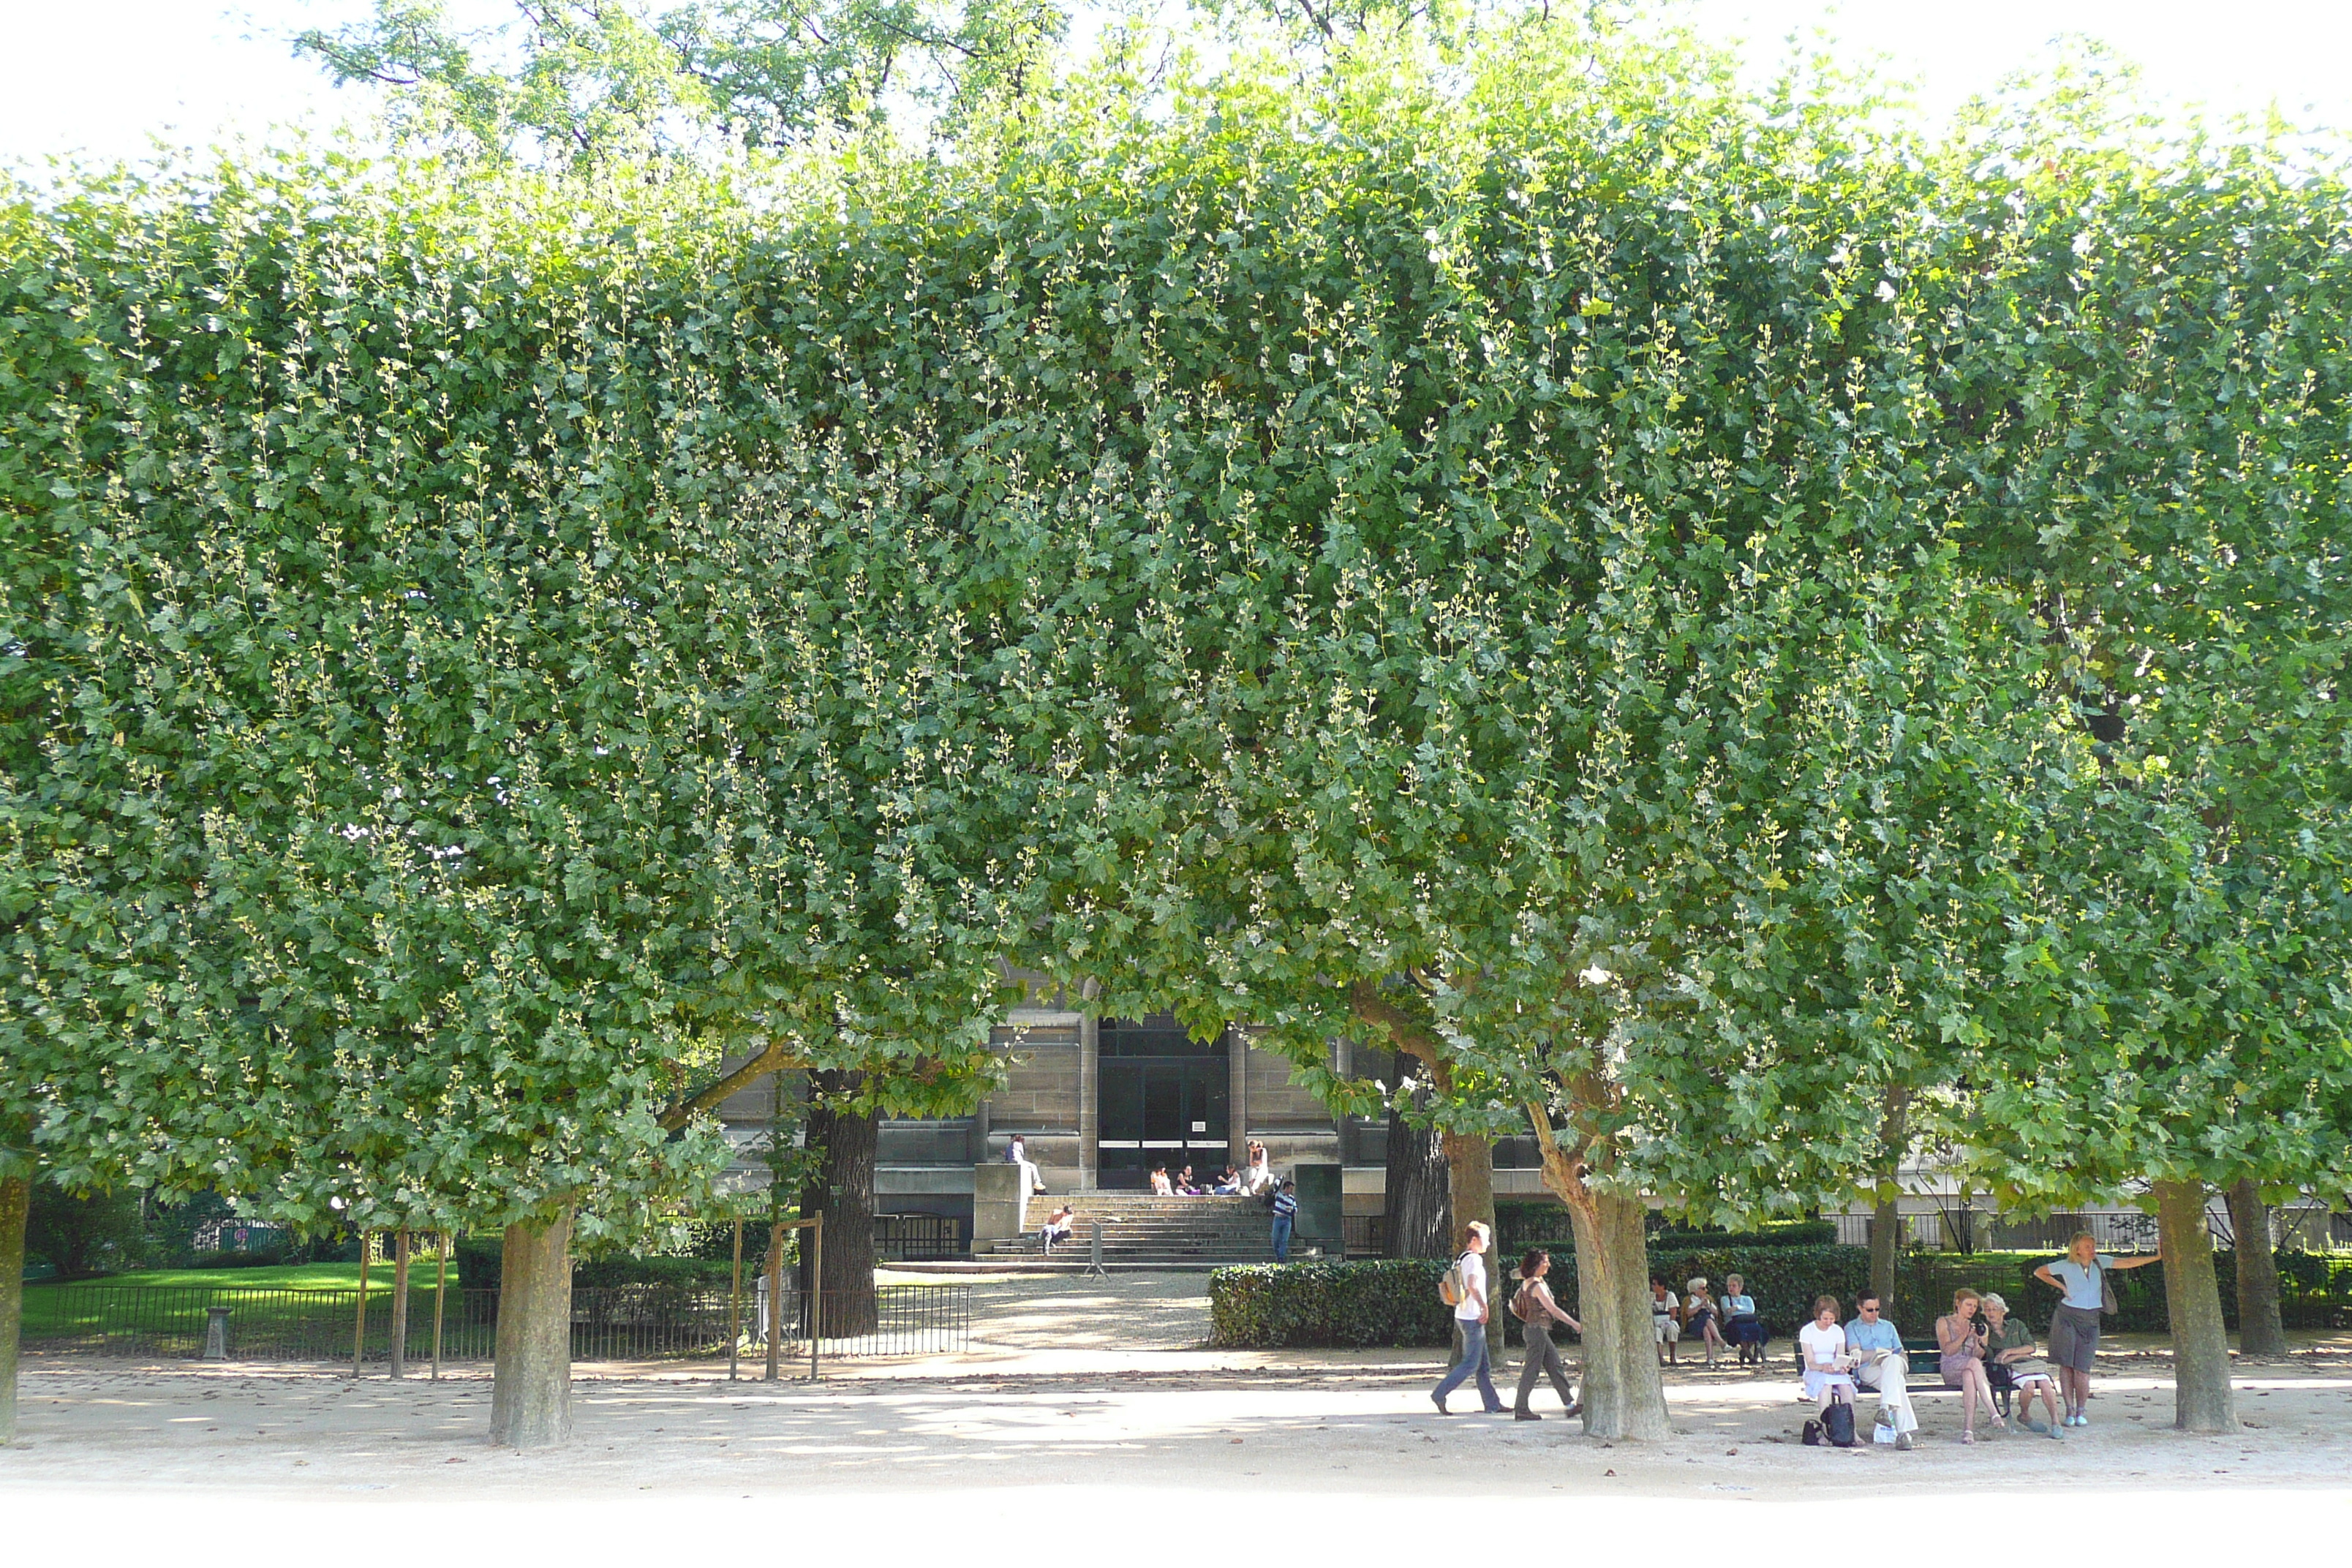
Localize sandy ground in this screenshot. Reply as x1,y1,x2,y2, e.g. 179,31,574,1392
9,1273,2352,1563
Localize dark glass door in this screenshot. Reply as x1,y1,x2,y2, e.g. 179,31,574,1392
1096,1017,1229,1188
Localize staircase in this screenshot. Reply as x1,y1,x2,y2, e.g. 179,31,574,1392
971,1191,1319,1267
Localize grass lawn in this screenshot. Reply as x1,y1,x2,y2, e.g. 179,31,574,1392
37,1262,448,1292
20,1263,461,1349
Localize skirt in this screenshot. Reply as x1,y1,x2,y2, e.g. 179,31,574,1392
1938,1351,1980,1386
2048,1305,2101,1371
1803,1368,1855,1401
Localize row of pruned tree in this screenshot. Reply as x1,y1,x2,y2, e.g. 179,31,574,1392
6,15,2350,1445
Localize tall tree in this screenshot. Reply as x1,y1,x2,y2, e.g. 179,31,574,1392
292,0,1068,164
1382,1055,1451,1260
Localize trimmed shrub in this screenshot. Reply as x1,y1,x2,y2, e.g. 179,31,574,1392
1210,1259,1455,1347
1209,1244,1876,1348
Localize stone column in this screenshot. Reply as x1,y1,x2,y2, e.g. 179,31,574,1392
1228,1028,1251,1166
1078,1013,1100,1193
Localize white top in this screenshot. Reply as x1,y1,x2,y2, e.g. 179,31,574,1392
1799,1320,1850,1373
1651,1292,1679,1315
1454,1252,1488,1322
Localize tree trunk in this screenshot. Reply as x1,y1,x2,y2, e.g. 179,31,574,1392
1869,1199,1901,1315
2225,1178,2285,1357
1523,1101,1668,1441
800,1069,878,1336
0,1174,26,1444
388,1229,410,1379
1441,1129,1501,1354
1562,1186,1671,1441
1382,1055,1450,1260
2154,1180,2238,1433
489,1209,573,1448
1869,1090,1905,1313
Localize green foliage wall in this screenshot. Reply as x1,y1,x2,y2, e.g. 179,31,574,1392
5,18,2352,1240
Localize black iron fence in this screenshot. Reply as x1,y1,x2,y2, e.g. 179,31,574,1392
874,1213,970,1261
22,1281,970,1362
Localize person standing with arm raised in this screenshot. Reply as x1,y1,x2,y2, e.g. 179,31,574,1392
2033,1231,2163,1427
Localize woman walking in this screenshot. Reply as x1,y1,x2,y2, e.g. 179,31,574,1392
1935,1287,2007,1443
2032,1232,2163,1427
1509,1250,1583,1421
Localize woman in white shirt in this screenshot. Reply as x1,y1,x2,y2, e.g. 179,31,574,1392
1798,1294,1858,1421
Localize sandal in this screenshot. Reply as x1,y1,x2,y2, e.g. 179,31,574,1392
1961,1431,1976,1444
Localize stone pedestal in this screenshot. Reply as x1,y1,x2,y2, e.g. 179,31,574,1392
203,1305,231,1360
1292,1162,1343,1257
973,1164,1029,1245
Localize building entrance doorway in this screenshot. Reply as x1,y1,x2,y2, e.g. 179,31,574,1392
1096,1016,1229,1189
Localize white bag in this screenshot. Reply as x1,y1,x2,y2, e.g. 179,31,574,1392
1872,1403,1899,1444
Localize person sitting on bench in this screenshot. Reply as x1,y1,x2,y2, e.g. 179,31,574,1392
1722,1273,1764,1365
1844,1290,1918,1450
1799,1295,1859,1425
1980,1292,2062,1439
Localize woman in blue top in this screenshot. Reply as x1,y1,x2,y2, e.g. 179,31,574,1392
2032,1232,2163,1426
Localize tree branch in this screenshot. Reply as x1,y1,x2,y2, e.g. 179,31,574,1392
1348,981,1452,1090
657,1039,807,1132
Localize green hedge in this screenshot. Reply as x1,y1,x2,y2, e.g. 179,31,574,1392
1213,1245,2352,1349
1210,1259,1455,1348
1209,1245,1873,1348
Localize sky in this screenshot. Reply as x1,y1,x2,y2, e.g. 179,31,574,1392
5,0,2352,167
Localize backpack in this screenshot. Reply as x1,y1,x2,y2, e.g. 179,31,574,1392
1439,1255,1469,1307
1823,1401,1858,1448
1801,1419,1823,1447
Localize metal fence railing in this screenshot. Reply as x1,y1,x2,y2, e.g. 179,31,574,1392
22,1282,970,1362
1830,1211,2167,1253
874,1213,971,1262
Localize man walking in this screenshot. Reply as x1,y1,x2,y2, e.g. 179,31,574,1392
1431,1221,1505,1414
1270,1180,1298,1262
1845,1291,1918,1450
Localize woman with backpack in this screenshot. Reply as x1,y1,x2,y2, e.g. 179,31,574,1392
2032,1232,2163,1427
1431,1222,1504,1414
1509,1250,1582,1422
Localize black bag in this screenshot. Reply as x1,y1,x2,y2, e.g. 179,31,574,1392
1823,1401,1858,1448
1801,1419,1823,1447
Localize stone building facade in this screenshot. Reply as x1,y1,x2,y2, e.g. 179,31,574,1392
716,1008,1561,1241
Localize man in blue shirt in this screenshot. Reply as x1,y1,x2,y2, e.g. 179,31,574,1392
1270,1180,1299,1262
1845,1292,1918,1450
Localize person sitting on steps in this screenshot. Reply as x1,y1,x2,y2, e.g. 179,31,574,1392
1039,1204,1075,1255
1150,1166,1174,1196
1005,1134,1047,1196
1242,1142,1274,1196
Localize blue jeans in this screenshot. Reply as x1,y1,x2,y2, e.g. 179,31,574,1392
1433,1319,1502,1410
1270,1215,1293,1262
